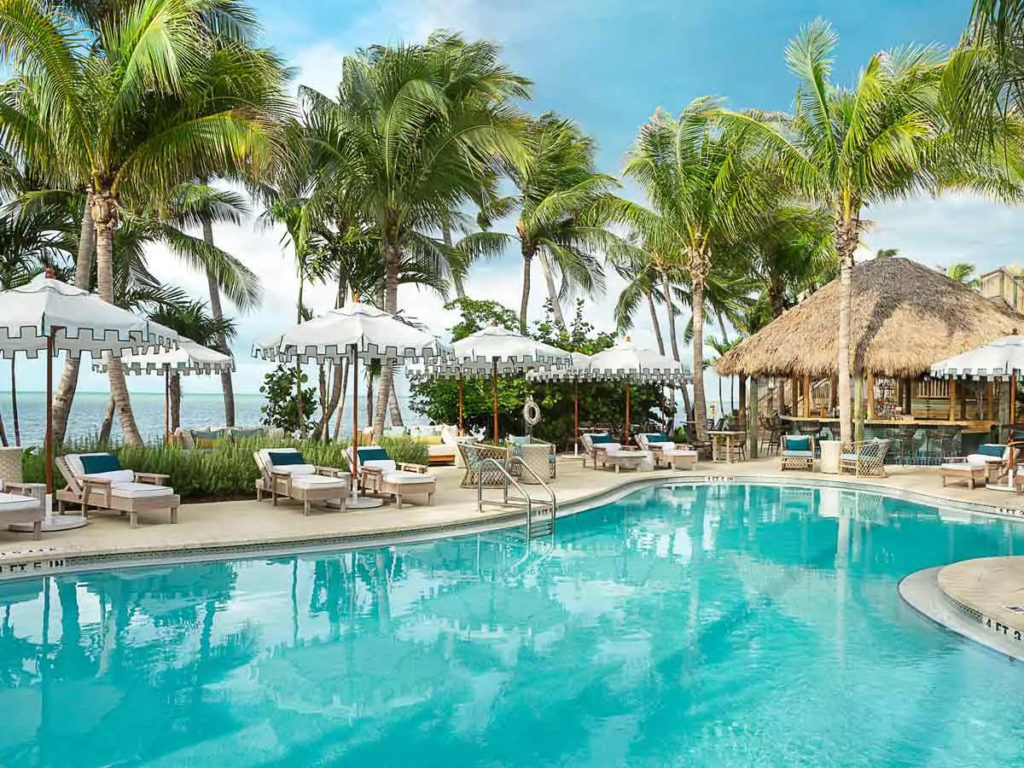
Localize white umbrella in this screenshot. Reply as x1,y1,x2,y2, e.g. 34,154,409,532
254,300,451,508
929,336,1024,379
94,338,234,442
0,271,178,495
527,352,592,454
423,324,570,440
585,338,690,442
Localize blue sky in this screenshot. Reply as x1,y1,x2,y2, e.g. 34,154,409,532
10,0,1017,397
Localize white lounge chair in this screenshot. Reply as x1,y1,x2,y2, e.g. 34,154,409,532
0,480,44,539
580,432,621,469
635,433,698,470
253,448,349,515
56,453,179,528
348,446,436,508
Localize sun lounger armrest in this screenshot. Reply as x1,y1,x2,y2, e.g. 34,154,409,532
399,463,430,474
314,466,346,478
81,477,113,507
269,469,294,495
134,472,170,486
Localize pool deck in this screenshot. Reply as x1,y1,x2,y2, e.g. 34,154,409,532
4,454,1024,570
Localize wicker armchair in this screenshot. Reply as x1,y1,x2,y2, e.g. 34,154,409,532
780,435,815,471
458,443,510,488
839,439,892,477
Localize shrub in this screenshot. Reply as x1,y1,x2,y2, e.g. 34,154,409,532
22,434,430,501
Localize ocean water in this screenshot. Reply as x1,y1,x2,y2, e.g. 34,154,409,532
0,483,1021,766
0,390,410,445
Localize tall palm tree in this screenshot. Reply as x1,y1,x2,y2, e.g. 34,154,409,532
944,261,981,288
721,20,948,446
0,0,290,445
302,33,530,440
461,113,621,333
148,301,236,431
621,98,775,443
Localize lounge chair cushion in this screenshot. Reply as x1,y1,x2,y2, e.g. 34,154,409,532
663,448,699,458
781,450,814,458
0,492,40,514
364,458,398,472
940,462,984,472
289,474,347,491
270,464,317,476
80,453,122,474
357,447,390,463
590,434,614,444
646,434,671,443
783,436,810,451
977,443,1007,459
108,482,174,499
83,469,136,485
381,470,437,485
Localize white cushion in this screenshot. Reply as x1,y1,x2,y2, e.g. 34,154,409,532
109,483,174,499
595,442,622,453
781,450,814,458
941,462,983,472
966,454,1001,467
364,458,398,472
606,449,648,459
664,449,699,458
382,470,437,485
290,474,347,491
257,448,301,474
0,492,40,514
83,469,136,485
428,444,456,457
269,464,316,476
66,452,114,478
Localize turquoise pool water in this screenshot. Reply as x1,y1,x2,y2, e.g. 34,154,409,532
1,483,1023,767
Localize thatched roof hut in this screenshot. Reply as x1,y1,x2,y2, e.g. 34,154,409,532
716,257,1024,378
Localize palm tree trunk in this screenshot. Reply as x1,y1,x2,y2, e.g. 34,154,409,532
647,291,665,355
836,215,858,448
387,385,404,426
691,262,709,443
52,197,95,445
662,271,681,362
443,223,466,299
537,251,566,331
0,408,8,447
295,277,305,437
372,241,400,442
10,360,19,447
332,359,349,442
92,190,143,447
202,216,235,428
169,372,181,431
519,246,533,334
99,396,115,445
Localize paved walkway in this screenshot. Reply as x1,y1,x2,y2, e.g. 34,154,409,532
3,454,1024,564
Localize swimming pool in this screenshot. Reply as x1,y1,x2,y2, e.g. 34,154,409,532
1,483,1022,767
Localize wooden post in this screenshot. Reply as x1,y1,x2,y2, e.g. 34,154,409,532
1012,374,1018,426
948,377,957,422
458,377,464,435
574,379,579,455
854,375,864,443
747,376,759,459
790,375,798,416
45,331,54,494
959,378,968,420
866,371,875,420
351,347,359,483
986,378,995,421
803,373,811,417
625,379,631,443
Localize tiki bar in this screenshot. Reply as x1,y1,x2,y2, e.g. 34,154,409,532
716,258,1024,463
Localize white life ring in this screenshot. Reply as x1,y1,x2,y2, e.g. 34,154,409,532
522,396,542,426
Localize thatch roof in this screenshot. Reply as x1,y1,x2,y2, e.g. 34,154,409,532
716,257,1024,378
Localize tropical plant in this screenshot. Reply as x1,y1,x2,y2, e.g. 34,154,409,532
620,97,776,443
461,112,621,333
943,261,982,288
301,32,530,441
0,0,290,446
260,364,317,436
720,19,948,446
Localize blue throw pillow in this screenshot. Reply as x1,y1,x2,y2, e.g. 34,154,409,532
590,434,613,444
80,453,121,474
646,434,671,443
785,436,810,452
357,447,390,462
268,451,305,466
978,443,1006,458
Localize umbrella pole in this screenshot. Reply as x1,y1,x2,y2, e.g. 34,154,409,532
458,377,464,436
352,350,359,485
574,379,579,456
164,364,170,445
625,379,631,445
492,360,499,443
45,332,54,494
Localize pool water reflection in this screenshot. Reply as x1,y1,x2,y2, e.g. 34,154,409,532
1,484,1023,767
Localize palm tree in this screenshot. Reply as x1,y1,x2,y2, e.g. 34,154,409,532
621,98,775,443
0,0,290,445
461,113,620,333
721,20,948,446
302,33,530,440
148,302,236,431
944,261,981,288
876,248,899,258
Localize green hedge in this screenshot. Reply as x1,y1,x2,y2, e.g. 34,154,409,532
22,436,429,501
